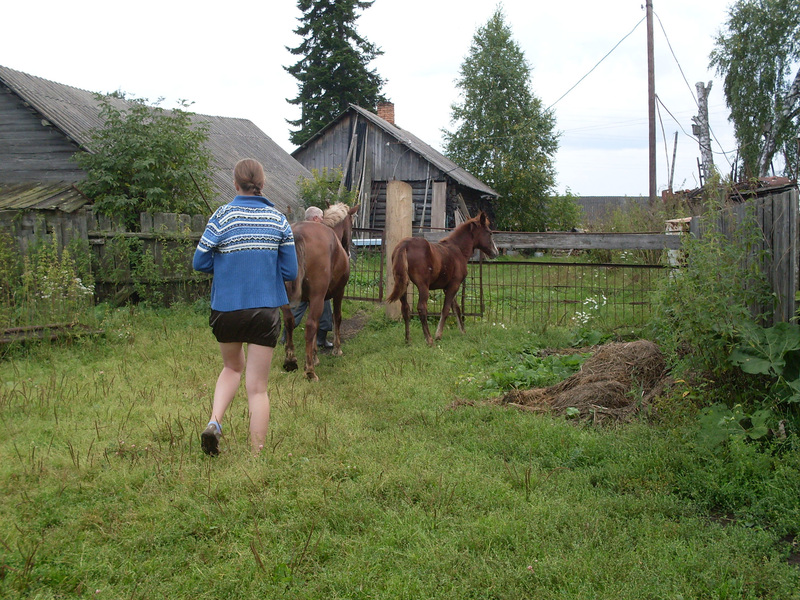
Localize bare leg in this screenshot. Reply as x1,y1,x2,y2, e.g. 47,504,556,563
244,343,274,454
209,342,246,428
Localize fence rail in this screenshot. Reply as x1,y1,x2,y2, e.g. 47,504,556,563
345,227,672,328
4,185,797,330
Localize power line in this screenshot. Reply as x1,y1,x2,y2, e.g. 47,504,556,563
653,11,698,107
653,10,734,169
546,16,645,112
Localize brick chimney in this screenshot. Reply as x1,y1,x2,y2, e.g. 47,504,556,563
377,101,395,124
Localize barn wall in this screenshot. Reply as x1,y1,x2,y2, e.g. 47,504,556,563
294,113,483,230
293,114,448,183
0,85,86,183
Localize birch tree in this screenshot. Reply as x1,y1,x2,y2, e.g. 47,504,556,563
710,0,800,178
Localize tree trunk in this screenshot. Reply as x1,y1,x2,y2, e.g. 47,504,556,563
758,66,800,177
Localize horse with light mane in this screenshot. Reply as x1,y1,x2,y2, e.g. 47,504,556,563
282,202,359,380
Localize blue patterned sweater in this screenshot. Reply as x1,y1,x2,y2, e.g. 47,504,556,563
193,195,298,311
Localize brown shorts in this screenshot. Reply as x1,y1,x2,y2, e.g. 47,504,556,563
209,307,281,347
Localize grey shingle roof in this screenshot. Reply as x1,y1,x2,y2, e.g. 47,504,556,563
296,104,498,198
0,65,309,217
0,182,90,212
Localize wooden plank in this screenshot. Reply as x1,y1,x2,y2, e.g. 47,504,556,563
423,231,684,250
0,323,104,346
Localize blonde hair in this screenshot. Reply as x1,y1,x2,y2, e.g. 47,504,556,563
233,158,266,196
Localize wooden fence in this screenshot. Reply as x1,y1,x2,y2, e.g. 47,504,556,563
690,187,798,325
3,185,797,326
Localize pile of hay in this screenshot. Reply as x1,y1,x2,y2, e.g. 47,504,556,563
496,340,668,423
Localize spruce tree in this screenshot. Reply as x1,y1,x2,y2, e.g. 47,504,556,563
286,0,386,146
443,7,559,232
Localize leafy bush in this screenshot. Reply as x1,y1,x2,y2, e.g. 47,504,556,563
297,168,358,210
729,321,800,405
75,95,213,229
649,204,773,402
586,198,688,265
0,232,21,324
545,189,582,231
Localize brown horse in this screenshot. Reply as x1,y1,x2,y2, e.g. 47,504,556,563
282,203,359,381
386,211,499,345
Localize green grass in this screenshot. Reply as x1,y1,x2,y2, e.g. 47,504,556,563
1,302,798,599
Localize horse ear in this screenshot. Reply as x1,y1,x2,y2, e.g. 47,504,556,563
479,211,488,226
349,204,360,215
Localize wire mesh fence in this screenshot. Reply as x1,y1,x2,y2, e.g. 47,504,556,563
465,259,670,329
345,230,672,329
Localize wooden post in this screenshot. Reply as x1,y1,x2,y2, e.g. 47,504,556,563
385,180,413,319
431,181,446,229
646,0,657,203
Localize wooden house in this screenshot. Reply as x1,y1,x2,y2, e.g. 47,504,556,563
0,64,310,220
291,102,499,230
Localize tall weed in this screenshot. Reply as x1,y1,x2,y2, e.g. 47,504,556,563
649,204,772,403
586,197,689,264
11,237,95,328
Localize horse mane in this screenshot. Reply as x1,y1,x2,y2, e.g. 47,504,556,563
322,203,350,227
442,211,489,242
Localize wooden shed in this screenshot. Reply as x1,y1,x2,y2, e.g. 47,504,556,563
0,64,310,219
291,102,499,230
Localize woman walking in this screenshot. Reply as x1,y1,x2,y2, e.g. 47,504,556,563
193,158,298,455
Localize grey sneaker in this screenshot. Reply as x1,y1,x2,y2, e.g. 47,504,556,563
201,423,221,456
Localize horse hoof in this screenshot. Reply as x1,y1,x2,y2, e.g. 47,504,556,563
332,348,343,356
283,359,298,372
305,372,319,382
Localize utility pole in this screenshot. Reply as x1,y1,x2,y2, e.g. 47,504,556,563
646,0,657,203
692,81,714,186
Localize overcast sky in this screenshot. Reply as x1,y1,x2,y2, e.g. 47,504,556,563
2,0,738,197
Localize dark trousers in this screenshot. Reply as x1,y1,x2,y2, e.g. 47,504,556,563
285,300,332,343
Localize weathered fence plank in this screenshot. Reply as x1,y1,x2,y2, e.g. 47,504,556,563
423,231,683,250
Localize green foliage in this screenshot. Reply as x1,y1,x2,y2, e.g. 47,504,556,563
730,321,800,404
297,168,358,210
75,95,213,229
443,6,559,232
586,197,685,265
676,429,800,536
0,232,21,324
91,231,201,308
481,347,590,394
696,403,774,449
649,204,773,396
15,237,95,327
545,189,582,232
710,0,800,178
286,0,385,146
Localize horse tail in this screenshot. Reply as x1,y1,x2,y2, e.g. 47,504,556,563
386,242,409,303
285,237,306,303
